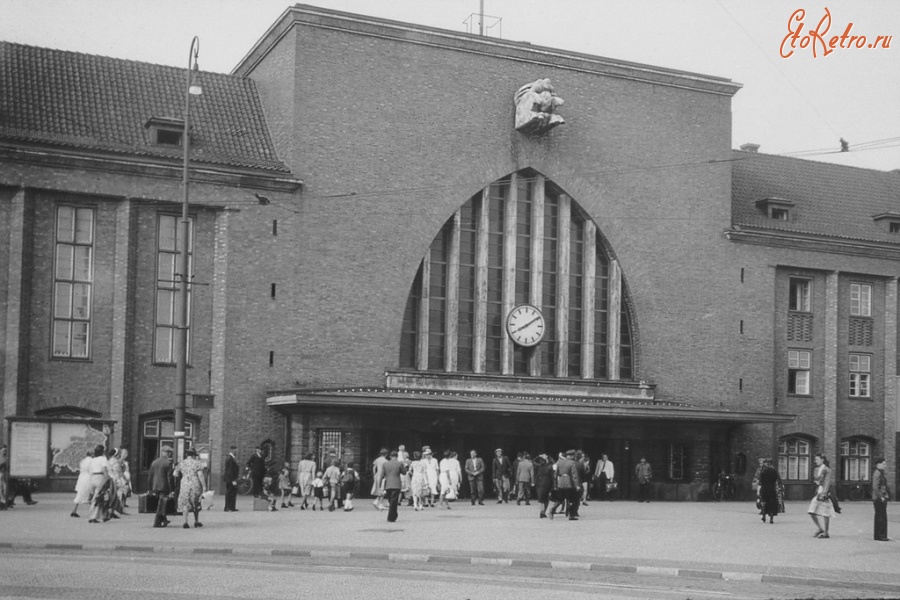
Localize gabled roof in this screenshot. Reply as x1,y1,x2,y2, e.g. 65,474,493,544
731,150,900,244
0,41,291,174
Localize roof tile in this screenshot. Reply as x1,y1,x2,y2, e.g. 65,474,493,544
0,41,291,173
731,150,900,244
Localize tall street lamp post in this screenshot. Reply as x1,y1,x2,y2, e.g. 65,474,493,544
175,36,201,463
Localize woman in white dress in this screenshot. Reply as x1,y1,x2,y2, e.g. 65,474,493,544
448,451,462,499
71,449,94,517
808,452,835,538
422,447,439,507
409,451,429,510
86,444,109,523
296,453,316,510
438,450,453,509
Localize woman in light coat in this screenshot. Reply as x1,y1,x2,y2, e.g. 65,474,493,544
808,453,835,538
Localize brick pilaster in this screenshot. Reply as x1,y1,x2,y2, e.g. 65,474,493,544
884,277,898,491
208,210,229,492
2,189,26,439
823,271,839,461
108,199,132,447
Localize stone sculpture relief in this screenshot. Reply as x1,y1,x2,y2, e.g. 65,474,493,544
514,78,565,135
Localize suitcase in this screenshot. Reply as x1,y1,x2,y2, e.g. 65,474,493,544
137,492,179,515
253,497,272,511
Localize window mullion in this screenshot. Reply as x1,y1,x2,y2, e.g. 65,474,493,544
581,221,596,378
473,189,489,373
528,176,544,377
444,212,460,372
608,259,622,380
416,259,430,371
501,174,518,375
555,194,571,377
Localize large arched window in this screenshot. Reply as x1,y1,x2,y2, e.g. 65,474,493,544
400,170,634,380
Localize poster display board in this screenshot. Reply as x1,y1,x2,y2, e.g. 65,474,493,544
9,421,49,477
50,423,108,476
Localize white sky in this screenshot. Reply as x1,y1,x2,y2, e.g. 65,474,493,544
2,0,898,172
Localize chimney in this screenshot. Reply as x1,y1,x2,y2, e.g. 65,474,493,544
740,143,760,153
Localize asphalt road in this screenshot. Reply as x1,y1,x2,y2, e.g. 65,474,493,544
2,493,899,599
1,549,896,600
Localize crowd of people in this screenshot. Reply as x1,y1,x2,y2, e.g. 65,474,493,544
65,443,209,530
237,445,625,523
70,445,132,522
2,439,892,543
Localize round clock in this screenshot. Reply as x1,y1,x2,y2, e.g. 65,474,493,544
506,304,545,347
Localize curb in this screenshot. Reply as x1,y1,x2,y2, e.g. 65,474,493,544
3,542,900,594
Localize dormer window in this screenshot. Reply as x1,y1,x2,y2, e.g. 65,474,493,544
755,197,795,222
872,212,900,234
145,117,186,146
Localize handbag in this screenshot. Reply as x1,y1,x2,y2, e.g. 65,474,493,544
605,481,618,493
445,487,457,501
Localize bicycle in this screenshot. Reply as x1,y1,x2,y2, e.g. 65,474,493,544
712,471,736,501
847,483,870,501
237,468,253,496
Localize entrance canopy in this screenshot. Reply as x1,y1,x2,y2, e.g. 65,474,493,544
268,378,794,424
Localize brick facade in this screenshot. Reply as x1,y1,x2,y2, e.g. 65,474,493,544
1,6,898,499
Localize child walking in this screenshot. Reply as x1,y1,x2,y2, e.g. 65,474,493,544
278,462,294,508
311,471,326,511
340,463,359,511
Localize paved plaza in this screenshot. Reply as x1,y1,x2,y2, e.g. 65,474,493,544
1,492,899,596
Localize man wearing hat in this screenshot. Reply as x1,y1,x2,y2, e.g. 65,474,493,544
548,449,581,520
148,446,174,527
222,445,240,512
246,446,267,498
492,448,512,504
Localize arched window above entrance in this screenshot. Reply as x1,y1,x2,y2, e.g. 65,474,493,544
399,169,634,381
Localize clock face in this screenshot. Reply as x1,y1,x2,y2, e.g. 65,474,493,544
506,304,545,347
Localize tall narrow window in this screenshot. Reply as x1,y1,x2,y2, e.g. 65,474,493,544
155,214,194,364
840,440,870,481
669,444,687,480
850,283,872,317
53,206,94,358
426,224,450,370
789,278,811,312
787,349,811,395
778,438,810,480
849,354,871,397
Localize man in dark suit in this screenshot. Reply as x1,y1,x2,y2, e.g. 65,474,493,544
492,448,512,503
148,447,174,527
382,450,407,523
246,446,267,498
465,449,485,505
223,446,240,512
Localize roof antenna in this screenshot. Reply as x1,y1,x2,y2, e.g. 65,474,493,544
463,1,501,38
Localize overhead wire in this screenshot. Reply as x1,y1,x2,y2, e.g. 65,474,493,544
216,136,899,215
